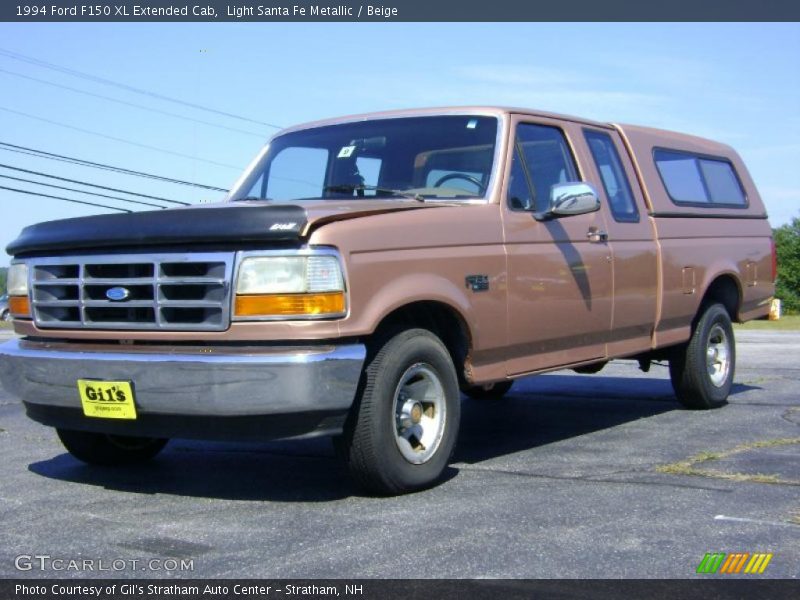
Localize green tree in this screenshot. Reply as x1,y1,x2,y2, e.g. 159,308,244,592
774,216,800,314
0,267,6,295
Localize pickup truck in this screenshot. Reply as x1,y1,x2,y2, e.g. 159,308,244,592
0,107,776,495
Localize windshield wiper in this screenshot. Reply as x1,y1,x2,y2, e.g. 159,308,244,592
323,184,425,202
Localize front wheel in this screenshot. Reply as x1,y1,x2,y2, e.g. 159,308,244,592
669,303,735,409
57,429,168,465
340,328,460,495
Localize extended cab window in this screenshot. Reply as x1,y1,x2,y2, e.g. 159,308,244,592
507,123,579,212
654,149,746,207
584,129,639,223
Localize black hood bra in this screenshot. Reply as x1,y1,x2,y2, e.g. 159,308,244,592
6,204,308,256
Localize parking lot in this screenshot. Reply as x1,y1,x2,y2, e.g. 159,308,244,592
0,328,798,579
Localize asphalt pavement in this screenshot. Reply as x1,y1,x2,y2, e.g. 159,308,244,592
0,328,797,579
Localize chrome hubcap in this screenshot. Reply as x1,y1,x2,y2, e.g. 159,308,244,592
393,364,446,464
706,324,731,387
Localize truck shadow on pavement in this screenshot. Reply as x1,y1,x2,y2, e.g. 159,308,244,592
456,374,759,465
27,374,760,502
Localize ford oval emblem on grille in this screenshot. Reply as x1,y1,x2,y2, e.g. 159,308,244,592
106,286,131,302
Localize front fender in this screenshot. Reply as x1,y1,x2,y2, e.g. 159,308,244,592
347,272,474,338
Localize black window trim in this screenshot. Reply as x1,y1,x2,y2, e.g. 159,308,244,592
652,146,749,210
583,128,640,224
506,121,583,213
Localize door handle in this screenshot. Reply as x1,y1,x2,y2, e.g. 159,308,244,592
586,228,608,243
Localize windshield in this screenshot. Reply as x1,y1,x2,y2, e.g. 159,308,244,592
232,115,499,202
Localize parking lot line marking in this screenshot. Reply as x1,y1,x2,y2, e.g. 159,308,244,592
714,514,797,528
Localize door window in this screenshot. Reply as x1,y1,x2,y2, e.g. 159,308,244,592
508,124,580,212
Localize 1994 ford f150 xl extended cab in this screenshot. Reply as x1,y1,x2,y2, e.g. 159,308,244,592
0,107,776,494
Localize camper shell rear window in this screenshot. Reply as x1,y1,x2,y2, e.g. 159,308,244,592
653,148,747,208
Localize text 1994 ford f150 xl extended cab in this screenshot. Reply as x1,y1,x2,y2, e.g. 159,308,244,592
0,107,776,495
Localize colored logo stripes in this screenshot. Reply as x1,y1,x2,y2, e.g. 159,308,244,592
697,552,773,574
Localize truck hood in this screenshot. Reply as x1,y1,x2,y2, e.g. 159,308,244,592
6,199,441,256
298,198,444,232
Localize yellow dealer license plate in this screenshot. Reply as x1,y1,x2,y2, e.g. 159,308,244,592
77,380,137,420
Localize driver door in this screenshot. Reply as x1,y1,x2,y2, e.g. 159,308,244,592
503,116,613,375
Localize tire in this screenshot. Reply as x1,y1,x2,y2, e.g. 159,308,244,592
340,328,461,495
669,303,735,410
56,429,168,466
1,309,9,322
462,380,513,400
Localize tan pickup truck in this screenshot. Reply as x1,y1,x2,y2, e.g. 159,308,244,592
0,107,775,494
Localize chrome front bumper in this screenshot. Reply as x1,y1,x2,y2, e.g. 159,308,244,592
0,338,365,438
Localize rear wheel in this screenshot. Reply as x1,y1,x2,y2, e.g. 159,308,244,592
340,328,460,495
669,303,735,409
57,429,168,465
462,381,513,400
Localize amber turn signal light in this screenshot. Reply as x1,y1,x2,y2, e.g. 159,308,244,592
235,292,345,317
8,296,31,318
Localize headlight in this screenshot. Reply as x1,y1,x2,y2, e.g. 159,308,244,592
234,254,346,319
7,263,31,318
7,263,28,296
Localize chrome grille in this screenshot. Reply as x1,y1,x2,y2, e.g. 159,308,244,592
29,253,234,331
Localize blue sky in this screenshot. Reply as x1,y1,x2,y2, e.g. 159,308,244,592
0,22,798,264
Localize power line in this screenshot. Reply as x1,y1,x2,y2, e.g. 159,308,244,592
0,173,168,210
0,163,190,205
0,105,242,171
0,184,130,212
0,47,283,130
0,67,266,139
0,141,228,192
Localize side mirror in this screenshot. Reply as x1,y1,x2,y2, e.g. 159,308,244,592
534,182,601,221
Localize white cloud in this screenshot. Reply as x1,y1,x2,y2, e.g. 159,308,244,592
454,64,594,87
446,64,668,123
740,143,800,158
758,186,800,226
760,186,800,202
